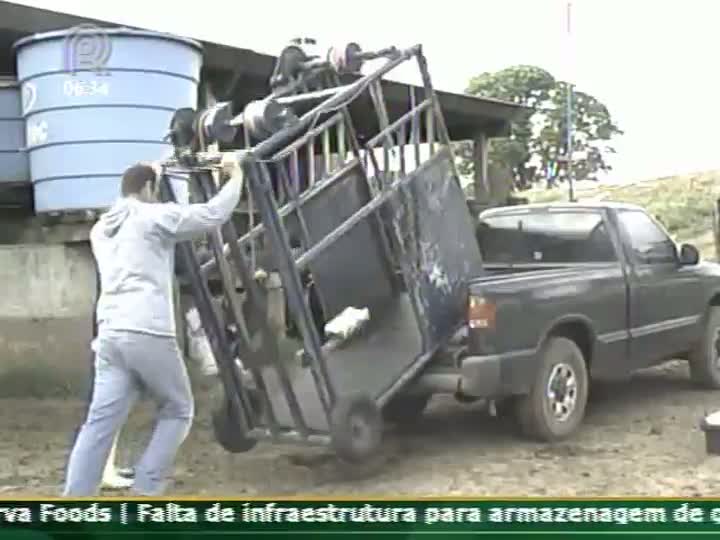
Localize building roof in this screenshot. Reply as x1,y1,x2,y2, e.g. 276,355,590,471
479,201,645,218
0,0,527,139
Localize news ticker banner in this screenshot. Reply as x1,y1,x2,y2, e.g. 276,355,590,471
2,499,720,537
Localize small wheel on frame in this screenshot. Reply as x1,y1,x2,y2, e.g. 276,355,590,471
211,391,259,454
329,393,383,463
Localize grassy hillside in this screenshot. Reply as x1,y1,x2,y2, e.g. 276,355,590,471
524,171,720,261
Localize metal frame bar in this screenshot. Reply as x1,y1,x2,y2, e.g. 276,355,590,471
158,174,253,435
244,156,336,415
192,171,296,439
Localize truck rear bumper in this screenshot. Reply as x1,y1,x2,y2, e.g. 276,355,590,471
459,348,537,397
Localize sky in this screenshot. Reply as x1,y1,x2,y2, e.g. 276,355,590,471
9,0,720,183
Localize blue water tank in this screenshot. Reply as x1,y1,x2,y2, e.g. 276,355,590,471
14,27,202,213
0,78,30,184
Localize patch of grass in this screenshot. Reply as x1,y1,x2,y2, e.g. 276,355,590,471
525,172,720,260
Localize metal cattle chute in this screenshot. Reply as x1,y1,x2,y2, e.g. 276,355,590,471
158,39,483,463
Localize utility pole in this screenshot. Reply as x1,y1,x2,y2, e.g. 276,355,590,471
566,0,575,202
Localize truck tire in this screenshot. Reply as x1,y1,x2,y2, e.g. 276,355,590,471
382,393,430,424
516,337,589,442
689,306,720,389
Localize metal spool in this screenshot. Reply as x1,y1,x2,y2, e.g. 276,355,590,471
270,44,309,89
201,101,237,144
243,98,298,141
167,107,198,149
327,42,364,74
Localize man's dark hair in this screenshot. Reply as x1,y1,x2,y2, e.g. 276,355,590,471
121,163,156,196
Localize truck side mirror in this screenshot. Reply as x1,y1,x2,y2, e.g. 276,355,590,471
679,243,700,265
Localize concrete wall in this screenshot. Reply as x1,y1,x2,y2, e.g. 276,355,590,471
0,242,96,397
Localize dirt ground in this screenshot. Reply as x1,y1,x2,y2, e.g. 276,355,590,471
2,359,720,498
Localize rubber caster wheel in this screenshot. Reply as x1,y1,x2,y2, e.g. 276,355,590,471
330,393,383,463
212,391,259,454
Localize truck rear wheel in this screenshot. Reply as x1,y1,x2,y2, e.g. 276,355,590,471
689,306,720,389
516,337,589,442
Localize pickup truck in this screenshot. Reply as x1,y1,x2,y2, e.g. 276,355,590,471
384,202,720,443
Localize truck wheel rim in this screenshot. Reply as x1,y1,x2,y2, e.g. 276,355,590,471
546,363,577,422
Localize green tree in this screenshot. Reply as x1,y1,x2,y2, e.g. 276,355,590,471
462,65,622,190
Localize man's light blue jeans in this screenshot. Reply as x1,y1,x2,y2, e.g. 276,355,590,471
64,329,194,496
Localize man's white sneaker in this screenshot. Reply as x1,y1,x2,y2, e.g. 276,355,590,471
102,468,134,490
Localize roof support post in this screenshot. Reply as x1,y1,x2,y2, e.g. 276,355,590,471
472,131,490,205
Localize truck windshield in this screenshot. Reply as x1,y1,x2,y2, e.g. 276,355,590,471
476,211,617,264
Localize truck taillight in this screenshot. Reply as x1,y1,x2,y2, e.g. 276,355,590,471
468,295,495,329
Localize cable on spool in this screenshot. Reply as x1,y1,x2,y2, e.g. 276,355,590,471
327,42,364,74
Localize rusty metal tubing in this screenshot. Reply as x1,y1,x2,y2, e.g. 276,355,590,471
228,85,352,129
322,72,398,291
365,99,432,148
294,146,452,272
158,173,253,435
326,72,363,158
194,171,282,438
276,162,314,248
337,122,346,164
290,151,301,194
322,127,331,173
414,49,461,179
276,84,356,106
268,69,323,100
399,122,407,175
217,251,279,435
307,140,315,187
377,321,469,407
272,112,343,162
245,46,419,161
213,176,311,438
192,174,254,349
368,80,395,154
359,46,402,62
245,156,336,415
426,104,435,155
199,159,360,278
376,348,437,409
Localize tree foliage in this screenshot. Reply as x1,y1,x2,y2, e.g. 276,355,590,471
462,65,622,190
